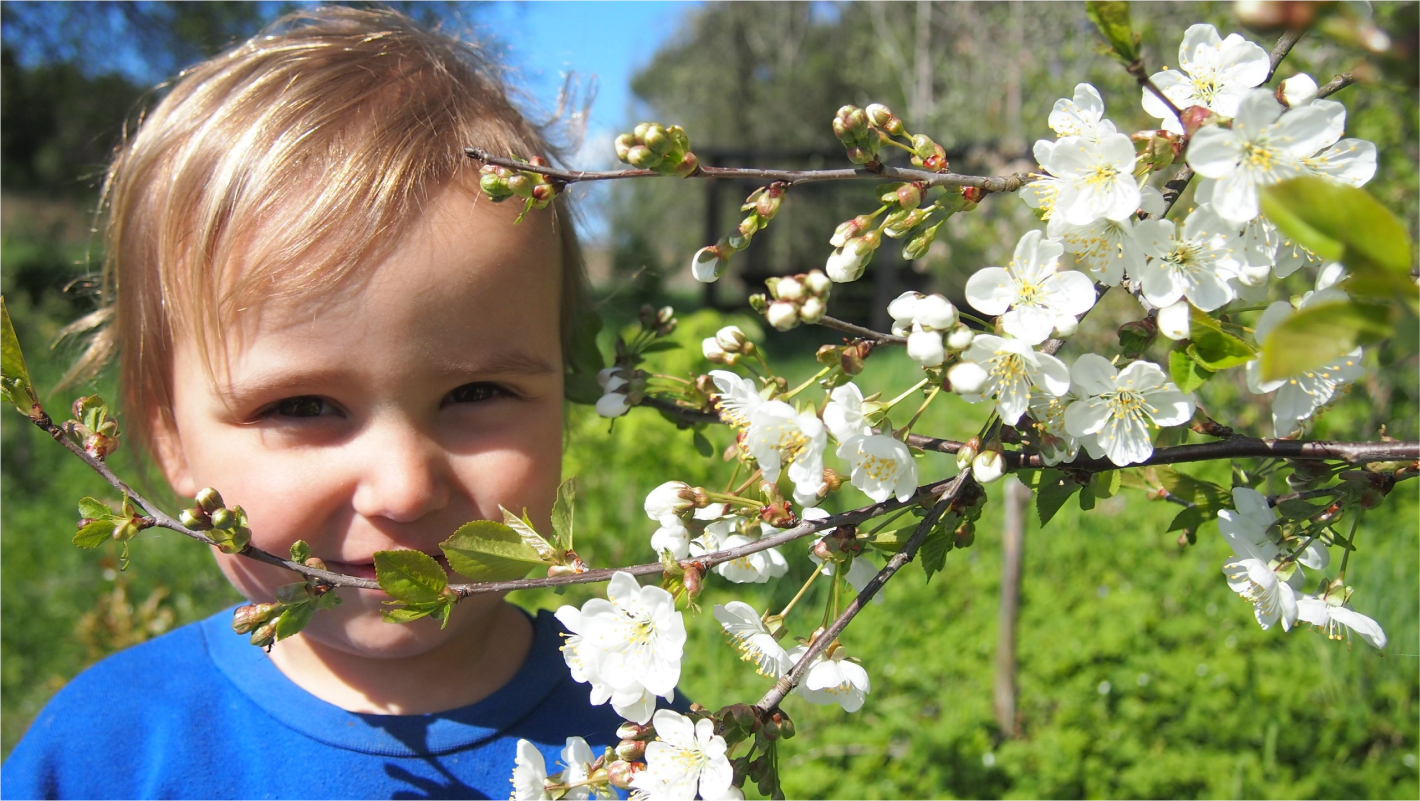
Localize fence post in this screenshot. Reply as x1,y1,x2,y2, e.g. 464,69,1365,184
994,476,1028,737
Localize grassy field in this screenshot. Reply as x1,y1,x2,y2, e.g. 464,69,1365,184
2,240,1417,797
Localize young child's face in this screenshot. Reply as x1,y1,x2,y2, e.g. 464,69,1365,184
156,184,566,659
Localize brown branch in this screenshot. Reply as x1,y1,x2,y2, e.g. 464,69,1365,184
756,472,969,713
1316,72,1356,100
992,437,1418,472
815,315,905,345
465,148,1031,193
1265,29,1305,83
1126,60,1186,128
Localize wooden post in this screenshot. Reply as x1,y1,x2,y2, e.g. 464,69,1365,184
994,476,1028,737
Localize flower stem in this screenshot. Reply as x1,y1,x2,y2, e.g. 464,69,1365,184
902,385,942,434
778,567,823,620
783,367,832,400
732,468,764,497
1338,515,1360,580
701,490,761,509
883,377,931,411
865,507,913,535
957,310,994,328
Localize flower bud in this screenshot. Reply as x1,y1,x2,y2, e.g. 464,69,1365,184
766,301,800,331
816,344,842,367
954,519,977,549
755,187,783,220
772,710,795,740
505,173,533,198
972,450,1006,483
626,145,660,169
180,507,212,531
702,337,732,364
672,151,700,178
683,563,705,599
738,214,761,239
716,326,749,353
231,602,278,635
896,182,924,210
914,294,957,331
956,437,981,470
209,507,236,530
691,245,728,283
595,391,631,418
826,237,875,283
961,186,985,205
946,361,988,395
1130,129,1178,172
910,134,937,160
774,276,805,302
844,146,873,165
887,291,921,326
1180,105,1219,137
799,296,826,324
840,341,870,375
747,294,768,313
945,324,975,351
865,103,894,128
615,739,647,761
607,760,642,791
614,133,636,162
902,226,939,260
821,468,844,494
1277,73,1319,108
195,488,225,513
830,216,868,249
1052,314,1079,338
642,123,669,155
906,330,945,367
250,619,279,649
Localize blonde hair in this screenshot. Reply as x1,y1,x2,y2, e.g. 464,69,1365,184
68,6,588,461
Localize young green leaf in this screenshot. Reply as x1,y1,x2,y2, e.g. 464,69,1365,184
1260,177,1413,290
639,340,682,354
1259,299,1388,382
73,519,116,549
1167,505,1209,533
497,506,557,562
564,304,606,406
1152,467,1229,509
78,497,113,520
867,527,908,553
274,602,314,640
373,550,448,603
919,525,953,583
382,602,443,624
440,520,549,583
1168,348,1213,393
1,296,40,416
1084,1,1141,64
1027,469,1083,526
1186,307,1257,370
692,429,715,458
550,477,576,552
1093,469,1123,500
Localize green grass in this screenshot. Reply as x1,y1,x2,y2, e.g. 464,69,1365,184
3,267,1416,797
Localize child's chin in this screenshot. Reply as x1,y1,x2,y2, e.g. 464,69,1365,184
297,591,467,660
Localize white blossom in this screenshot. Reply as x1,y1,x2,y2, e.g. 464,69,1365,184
914,294,958,330
1297,596,1387,649
966,230,1096,344
632,709,733,801
745,401,828,505
697,529,789,584
958,335,1072,426
1026,390,1083,466
887,291,923,336
823,383,873,444
1040,133,1142,225
1216,487,1300,633
645,481,695,525
595,391,631,418
709,370,763,430
1142,23,1270,133
691,246,727,283
713,601,793,678
1133,204,1242,311
838,434,918,503
946,360,989,396
789,644,871,713
511,739,554,801
1064,355,1195,466
906,330,946,367
972,450,1006,483
1279,72,1319,108
1048,83,1118,142
555,572,685,724
1157,300,1192,340
826,238,872,282
1186,90,1343,223
1048,185,1163,286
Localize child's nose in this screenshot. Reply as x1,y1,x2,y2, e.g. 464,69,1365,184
350,421,452,524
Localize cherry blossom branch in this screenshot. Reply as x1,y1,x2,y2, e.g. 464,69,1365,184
1264,29,1306,83
756,473,969,713
1124,62,1186,128
814,315,905,344
465,148,1031,192
1316,72,1356,99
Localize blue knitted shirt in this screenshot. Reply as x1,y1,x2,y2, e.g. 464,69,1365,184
2,606,631,799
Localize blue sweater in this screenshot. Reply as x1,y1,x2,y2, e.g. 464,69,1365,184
2,606,630,800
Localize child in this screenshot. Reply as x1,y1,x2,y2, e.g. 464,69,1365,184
2,8,628,798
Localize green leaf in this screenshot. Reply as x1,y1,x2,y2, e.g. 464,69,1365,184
440,520,549,582
73,519,115,549
1153,467,1229,509
1167,505,1209,532
497,506,557,562
639,340,682,354
1078,483,1097,511
78,497,113,520
1259,300,1388,382
919,525,953,582
551,478,576,552
1277,498,1325,520
1168,348,1213,393
1025,469,1082,526
1093,470,1122,500
274,602,314,640
1084,1,1140,64
867,527,908,553
1,296,39,415
1186,307,1257,370
289,540,311,563
373,550,448,603
382,602,442,624
692,428,714,458
1260,177,1414,293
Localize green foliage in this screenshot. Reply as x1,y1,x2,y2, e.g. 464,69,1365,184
373,550,448,604
439,520,550,582
0,297,39,416
1260,177,1414,294
1187,305,1258,372
1260,300,1395,382
1085,1,1142,65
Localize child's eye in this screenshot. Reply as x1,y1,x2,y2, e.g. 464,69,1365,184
261,396,340,419
445,382,506,405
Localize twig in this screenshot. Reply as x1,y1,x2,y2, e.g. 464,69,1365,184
1265,29,1305,83
815,315,905,345
1316,72,1356,100
997,438,1419,471
465,148,1031,193
756,473,968,713
1126,61,1186,129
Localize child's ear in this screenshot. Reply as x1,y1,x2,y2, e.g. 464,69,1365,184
149,411,197,499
